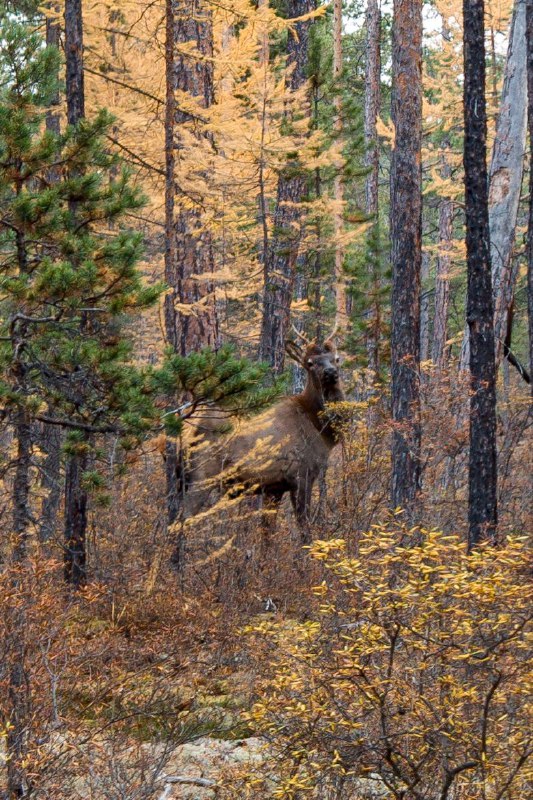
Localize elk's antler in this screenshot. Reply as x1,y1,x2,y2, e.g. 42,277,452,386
291,324,310,346
285,339,304,365
323,322,338,349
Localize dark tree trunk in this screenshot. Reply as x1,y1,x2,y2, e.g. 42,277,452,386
364,0,382,380
63,451,88,588
64,0,89,584
259,0,314,373
7,408,32,799
527,0,533,392
64,0,85,127
432,156,453,370
390,0,422,511
39,420,62,543
41,6,63,542
164,0,218,357
45,4,61,136
12,408,31,564
463,0,498,548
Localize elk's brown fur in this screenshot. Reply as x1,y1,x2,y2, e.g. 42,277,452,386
183,335,344,543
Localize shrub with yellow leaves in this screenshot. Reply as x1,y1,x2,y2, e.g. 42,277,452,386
239,527,532,799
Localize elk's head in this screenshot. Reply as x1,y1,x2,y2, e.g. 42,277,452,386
286,326,344,404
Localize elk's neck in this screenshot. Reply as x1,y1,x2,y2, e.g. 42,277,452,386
296,380,343,444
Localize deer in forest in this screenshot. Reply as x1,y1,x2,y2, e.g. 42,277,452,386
182,329,344,545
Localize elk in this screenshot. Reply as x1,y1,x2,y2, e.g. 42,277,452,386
182,330,344,544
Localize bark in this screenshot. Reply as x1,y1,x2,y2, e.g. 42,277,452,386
364,0,382,378
390,0,423,511
6,408,32,799
45,4,61,137
463,0,498,548
420,250,430,364
12,408,31,563
259,0,314,373
63,0,89,585
527,0,533,392
63,451,88,587
432,158,453,370
164,0,218,357
64,0,85,126
333,0,346,328
460,0,527,369
39,420,62,543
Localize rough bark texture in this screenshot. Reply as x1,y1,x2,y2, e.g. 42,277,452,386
64,452,88,587
64,0,85,126
527,0,533,391
432,158,453,370
420,250,430,364
39,420,62,543
390,0,422,510
364,0,382,379
259,0,314,373
64,0,89,585
332,0,346,329
463,0,498,548
164,0,218,357
461,0,527,369
45,5,61,136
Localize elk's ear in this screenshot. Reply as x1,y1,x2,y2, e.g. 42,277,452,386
285,340,304,366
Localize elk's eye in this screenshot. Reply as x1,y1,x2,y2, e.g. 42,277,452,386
335,356,340,363
307,359,313,366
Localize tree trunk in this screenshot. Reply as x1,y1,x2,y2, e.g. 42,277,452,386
463,0,498,548
420,250,430,364
527,0,533,391
390,0,423,511
64,0,84,127
164,0,218,357
432,157,453,370
64,0,89,585
259,0,314,373
333,0,346,329
63,451,88,587
460,0,527,370
39,420,62,544
41,5,63,543
364,0,382,380
7,408,32,799
45,4,61,136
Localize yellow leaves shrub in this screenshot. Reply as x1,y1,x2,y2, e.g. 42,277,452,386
244,527,532,799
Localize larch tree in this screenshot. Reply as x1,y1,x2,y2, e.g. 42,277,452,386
463,0,498,547
164,0,218,356
259,0,315,373
390,0,423,511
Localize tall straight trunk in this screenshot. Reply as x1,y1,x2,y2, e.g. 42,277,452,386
259,0,314,373
64,0,89,585
364,0,381,379
460,0,528,370
64,0,84,126
390,0,423,511
41,4,63,542
6,408,32,799
526,0,533,391
463,0,498,548
63,451,88,587
45,4,61,136
332,0,346,328
432,157,453,370
164,0,218,356
420,250,430,364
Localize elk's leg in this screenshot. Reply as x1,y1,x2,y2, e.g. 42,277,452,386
290,479,313,546
260,489,284,557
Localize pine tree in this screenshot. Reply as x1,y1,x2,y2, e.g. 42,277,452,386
0,22,163,584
